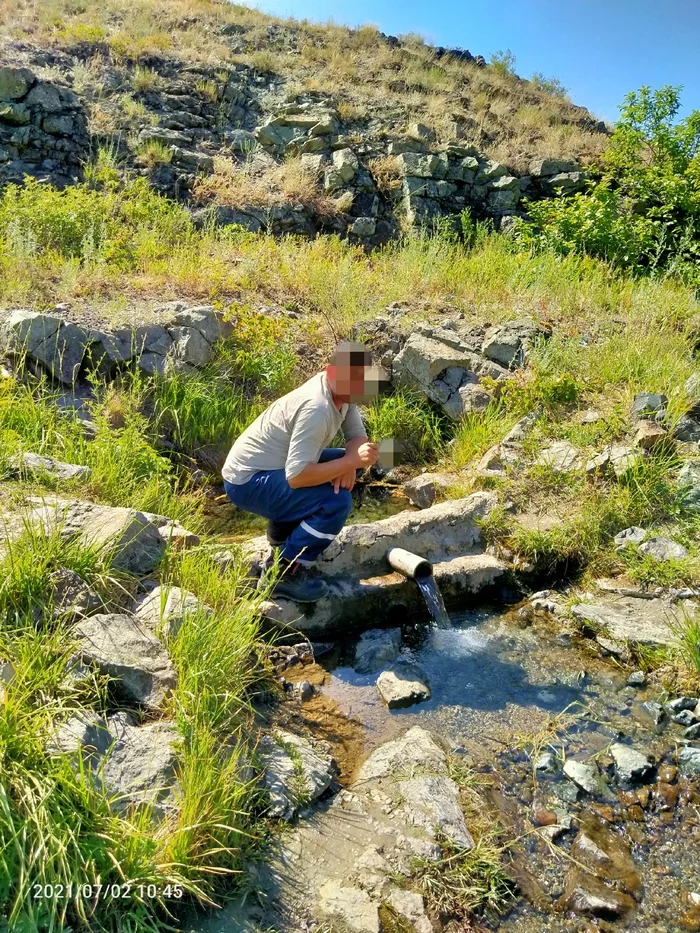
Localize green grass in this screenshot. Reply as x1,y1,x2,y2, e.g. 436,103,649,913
449,404,518,469
361,389,445,463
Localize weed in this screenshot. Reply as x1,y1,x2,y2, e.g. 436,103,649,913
137,139,173,167
130,65,162,93
668,607,700,672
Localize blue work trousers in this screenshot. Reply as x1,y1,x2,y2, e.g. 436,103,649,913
224,448,353,565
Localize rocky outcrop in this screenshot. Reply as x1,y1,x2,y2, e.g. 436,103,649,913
0,65,89,188
0,302,233,385
253,727,472,932
391,319,546,419
134,584,211,639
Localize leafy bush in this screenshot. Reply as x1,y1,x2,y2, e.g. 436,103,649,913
516,86,700,280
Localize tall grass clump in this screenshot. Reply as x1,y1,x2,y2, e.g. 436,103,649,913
362,389,445,462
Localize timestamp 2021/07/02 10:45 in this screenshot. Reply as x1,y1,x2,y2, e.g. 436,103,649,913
31,882,184,901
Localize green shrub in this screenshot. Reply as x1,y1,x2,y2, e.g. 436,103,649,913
516,85,700,279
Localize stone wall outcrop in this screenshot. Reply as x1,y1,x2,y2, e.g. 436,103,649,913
0,65,89,188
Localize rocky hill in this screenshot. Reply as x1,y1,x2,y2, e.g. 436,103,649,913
0,0,608,244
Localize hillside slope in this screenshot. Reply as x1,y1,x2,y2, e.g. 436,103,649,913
0,0,609,243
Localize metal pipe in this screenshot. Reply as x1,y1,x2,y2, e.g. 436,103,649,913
387,547,433,580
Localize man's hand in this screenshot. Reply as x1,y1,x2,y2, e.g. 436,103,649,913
332,467,358,493
347,441,379,469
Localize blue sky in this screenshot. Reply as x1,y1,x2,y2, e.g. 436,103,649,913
250,0,700,123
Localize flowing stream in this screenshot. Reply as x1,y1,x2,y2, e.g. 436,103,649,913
314,606,700,932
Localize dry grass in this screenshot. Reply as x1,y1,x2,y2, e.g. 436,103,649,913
0,0,610,169
193,154,340,217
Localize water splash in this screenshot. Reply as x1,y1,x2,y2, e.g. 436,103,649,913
416,575,450,628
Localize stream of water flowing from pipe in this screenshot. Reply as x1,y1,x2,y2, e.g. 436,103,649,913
416,575,450,627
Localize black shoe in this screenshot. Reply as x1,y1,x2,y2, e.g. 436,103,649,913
271,561,329,603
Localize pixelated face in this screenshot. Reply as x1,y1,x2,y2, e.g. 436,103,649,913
327,341,384,403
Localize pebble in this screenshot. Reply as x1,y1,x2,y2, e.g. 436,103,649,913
641,701,666,726
684,722,700,740
657,764,678,783
627,670,647,687
673,710,700,727
535,751,560,774
652,782,680,811
295,680,315,702
533,806,558,826
668,697,699,713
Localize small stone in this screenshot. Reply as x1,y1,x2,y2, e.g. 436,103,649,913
641,701,666,726
680,747,700,774
667,696,698,713
614,526,647,551
563,759,614,800
377,663,431,709
610,743,655,787
631,392,668,421
317,882,379,933
295,680,315,702
684,722,700,740
652,782,680,811
536,441,582,473
658,764,678,783
134,584,211,639
639,537,688,561
535,751,560,774
634,420,668,449
627,671,647,687
673,710,699,727
557,870,636,918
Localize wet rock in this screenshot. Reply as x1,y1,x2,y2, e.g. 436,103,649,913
536,441,582,473
572,818,641,893
563,759,614,800
317,881,379,933
259,730,337,819
641,701,666,727
638,537,688,561
397,774,474,848
610,743,655,787
353,628,402,674
631,392,668,421
614,526,647,551
557,871,636,919
658,764,678,783
627,671,647,687
377,663,431,709
355,726,447,782
12,452,91,481
402,472,455,509
652,782,680,811
679,747,700,775
49,568,101,619
684,723,700,740
74,613,177,710
134,584,211,639
535,751,561,774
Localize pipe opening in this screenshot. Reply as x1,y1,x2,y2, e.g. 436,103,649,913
386,547,433,581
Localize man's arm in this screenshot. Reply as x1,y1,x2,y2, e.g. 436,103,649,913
288,443,378,489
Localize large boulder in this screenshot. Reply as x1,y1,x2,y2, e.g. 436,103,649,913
74,613,177,709
50,710,179,815
22,497,196,573
0,310,89,385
